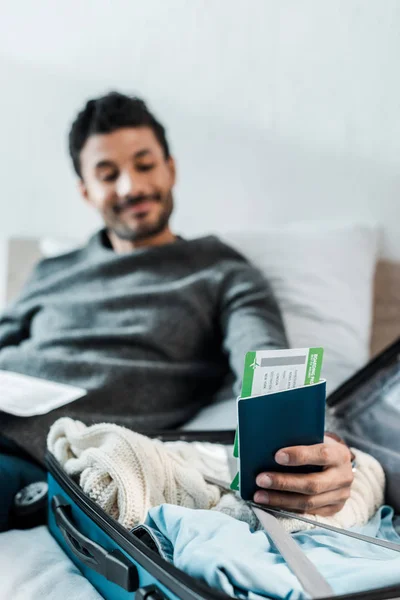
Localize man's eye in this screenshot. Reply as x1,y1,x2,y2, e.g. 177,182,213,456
101,172,118,182
137,163,155,172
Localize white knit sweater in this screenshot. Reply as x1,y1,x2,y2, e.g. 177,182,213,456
47,418,385,533
47,418,227,529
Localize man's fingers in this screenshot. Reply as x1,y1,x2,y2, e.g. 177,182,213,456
254,488,351,513
275,441,351,468
254,438,354,516
256,465,354,496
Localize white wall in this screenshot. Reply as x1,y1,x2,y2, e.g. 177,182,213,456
0,0,399,254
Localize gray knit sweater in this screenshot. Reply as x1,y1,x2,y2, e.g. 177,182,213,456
0,231,287,430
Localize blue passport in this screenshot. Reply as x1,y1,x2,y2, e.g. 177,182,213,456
238,380,326,501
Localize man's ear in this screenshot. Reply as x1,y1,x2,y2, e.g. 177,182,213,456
167,156,176,187
78,179,91,205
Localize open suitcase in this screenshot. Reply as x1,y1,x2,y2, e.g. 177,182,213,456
45,337,400,600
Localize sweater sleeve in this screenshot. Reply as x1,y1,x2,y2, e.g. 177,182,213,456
0,266,41,349
219,261,288,397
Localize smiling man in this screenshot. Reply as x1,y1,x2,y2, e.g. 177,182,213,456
0,92,356,530
77,125,176,251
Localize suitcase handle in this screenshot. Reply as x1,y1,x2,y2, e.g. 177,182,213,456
51,495,139,592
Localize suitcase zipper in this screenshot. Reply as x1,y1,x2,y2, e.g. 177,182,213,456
205,475,400,553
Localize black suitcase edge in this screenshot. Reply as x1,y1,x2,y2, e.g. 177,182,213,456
327,337,400,408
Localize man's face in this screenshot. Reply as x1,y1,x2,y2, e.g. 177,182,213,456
79,127,176,242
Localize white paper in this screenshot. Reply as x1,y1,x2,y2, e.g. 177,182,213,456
0,370,87,416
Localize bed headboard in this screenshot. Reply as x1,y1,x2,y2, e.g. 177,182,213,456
370,259,400,356
6,238,42,304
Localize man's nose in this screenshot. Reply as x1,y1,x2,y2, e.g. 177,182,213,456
116,171,137,197
116,171,150,198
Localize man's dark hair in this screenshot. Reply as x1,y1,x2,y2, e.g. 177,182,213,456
68,91,170,178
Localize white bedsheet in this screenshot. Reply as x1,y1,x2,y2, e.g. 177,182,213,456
0,526,101,600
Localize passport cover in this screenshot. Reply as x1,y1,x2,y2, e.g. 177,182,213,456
238,380,326,501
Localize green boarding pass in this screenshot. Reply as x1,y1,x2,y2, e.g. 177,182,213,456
231,347,324,491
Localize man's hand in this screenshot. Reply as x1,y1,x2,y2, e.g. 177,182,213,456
254,436,354,516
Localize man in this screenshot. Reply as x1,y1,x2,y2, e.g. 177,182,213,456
0,92,353,530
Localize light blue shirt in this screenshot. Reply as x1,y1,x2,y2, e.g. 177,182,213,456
143,505,400,599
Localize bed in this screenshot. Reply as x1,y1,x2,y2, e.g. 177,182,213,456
0,224,399,599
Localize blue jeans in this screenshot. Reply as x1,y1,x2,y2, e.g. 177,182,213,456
0,438,46,532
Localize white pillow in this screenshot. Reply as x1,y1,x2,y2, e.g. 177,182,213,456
39,237,80,258
221,223,380,395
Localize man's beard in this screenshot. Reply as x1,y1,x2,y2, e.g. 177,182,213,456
106,191,174,242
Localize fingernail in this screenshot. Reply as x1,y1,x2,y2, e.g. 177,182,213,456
256,474,272,488
275,451,289,465
254,491,269,504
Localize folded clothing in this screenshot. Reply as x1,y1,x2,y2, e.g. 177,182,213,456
47,418,385,533
47,418,229,529
142,504,400,599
